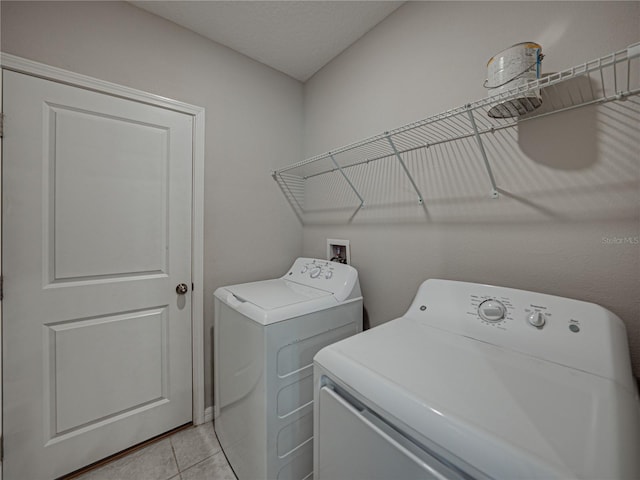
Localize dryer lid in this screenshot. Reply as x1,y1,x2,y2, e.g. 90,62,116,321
226,278,332,310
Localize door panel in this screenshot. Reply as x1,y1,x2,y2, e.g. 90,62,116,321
49,104,168,280
3,70,193,479
47,307,169,436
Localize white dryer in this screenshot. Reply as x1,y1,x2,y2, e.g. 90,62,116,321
314,279,640,479
214,258,362,480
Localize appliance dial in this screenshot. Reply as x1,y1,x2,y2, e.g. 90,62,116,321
324,270,333,279
309,267,322,278
527,311,546,328
478,299,506,322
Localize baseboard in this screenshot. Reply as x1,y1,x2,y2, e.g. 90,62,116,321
203,406,214,423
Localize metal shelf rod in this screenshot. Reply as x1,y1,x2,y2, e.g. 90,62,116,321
273,172,305,213
304,138,460,179
516,86,640,123
294,84,640,180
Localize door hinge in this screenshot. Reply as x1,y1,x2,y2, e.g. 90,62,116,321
1,275,4,301
0,113,4,138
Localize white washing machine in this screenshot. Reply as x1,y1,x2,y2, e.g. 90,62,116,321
214,257,362,480
314,279,640,479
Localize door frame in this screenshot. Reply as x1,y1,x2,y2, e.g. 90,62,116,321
0,54,206,437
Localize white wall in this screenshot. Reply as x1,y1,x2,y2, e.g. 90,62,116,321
302,2,640,375
0,0,304,408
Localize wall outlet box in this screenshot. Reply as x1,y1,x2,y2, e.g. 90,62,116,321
327,239,351,265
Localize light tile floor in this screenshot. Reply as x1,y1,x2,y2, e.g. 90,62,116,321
75,422,237,480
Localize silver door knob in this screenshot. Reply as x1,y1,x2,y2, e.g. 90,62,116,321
176,283,189,295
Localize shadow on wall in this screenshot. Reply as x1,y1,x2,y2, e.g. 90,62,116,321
519,76,598,171
275,92,639,226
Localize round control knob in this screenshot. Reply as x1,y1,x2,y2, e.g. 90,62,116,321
527,311,546,328
309,267,322,278
324,270,333,279
478,299,506,323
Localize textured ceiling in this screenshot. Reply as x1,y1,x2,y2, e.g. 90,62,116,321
131,1,404,81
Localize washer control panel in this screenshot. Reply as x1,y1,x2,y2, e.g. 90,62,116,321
284,257,360,302
299,260,334,280
405,279,635,392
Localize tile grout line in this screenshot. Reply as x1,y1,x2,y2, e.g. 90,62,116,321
180,451,217,475
180,452,220,473
169,434,181,475
172,424,225,476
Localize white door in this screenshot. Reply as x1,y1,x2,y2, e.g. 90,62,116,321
2,70,193,480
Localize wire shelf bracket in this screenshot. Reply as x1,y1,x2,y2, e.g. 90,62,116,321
386,133,425,204
466,105,499,199
329,152,365,208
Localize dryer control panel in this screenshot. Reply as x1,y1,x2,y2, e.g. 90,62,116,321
404,279,635,393
284,257,361,303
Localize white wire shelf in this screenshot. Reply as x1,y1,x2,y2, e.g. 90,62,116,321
273,43,640,218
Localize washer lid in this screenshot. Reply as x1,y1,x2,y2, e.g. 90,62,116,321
315,316,640,479
226,278,331,310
